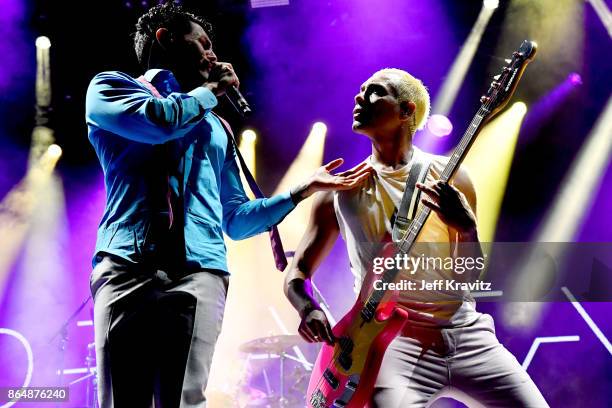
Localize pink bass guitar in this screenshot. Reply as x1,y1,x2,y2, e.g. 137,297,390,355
307,40,537,408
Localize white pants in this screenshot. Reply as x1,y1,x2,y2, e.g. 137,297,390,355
372,314,549,408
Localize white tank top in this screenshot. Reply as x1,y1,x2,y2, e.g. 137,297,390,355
333,147,481,328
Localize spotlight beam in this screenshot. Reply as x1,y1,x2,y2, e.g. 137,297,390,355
274,122,327,249
0,150,62,299
536,96,612,242
0,36,61,299
520,74,582,144
238,129,258,199
432,4,496,116
587,0,612,38
506,97,612,325
36,36,52,116
33,35,55,163
463,102,527,242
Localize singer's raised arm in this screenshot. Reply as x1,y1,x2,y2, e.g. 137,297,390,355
86,71,217,145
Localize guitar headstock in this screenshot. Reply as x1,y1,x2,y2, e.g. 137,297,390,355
480,40,537,117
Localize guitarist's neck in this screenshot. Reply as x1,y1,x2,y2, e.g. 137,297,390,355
370,131,415,171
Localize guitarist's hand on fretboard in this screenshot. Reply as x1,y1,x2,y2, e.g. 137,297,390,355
417,180,477,234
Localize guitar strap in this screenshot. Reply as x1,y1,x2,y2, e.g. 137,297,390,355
135,74,288,271
213,113,288,272
391,150,431,242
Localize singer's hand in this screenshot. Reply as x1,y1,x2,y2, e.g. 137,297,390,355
205,62,240,96
290,159,373,202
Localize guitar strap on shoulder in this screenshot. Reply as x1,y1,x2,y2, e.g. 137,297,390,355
391,150,431,242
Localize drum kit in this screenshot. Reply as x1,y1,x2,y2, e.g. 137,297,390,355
208,334,316,408
221,278,335,408
231,334,314,408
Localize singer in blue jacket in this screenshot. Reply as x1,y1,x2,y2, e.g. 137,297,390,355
85,3,372,408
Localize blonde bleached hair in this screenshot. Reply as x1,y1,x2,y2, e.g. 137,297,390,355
373,68,430,132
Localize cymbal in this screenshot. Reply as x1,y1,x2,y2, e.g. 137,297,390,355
239,334,305,354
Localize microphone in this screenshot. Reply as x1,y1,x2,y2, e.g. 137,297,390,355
225,86,252,117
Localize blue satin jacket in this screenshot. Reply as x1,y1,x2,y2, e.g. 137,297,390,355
86,69,295,272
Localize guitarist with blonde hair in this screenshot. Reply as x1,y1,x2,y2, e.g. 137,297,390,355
284,68,548,407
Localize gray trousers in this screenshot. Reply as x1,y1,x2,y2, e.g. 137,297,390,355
372,314,549,408
90,255,228,408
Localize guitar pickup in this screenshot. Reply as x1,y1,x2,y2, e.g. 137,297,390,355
346,380,358,391
323,368,339,390
333,399,347,407
338,353,353,371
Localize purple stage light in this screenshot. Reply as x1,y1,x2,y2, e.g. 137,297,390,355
519,73,583,143
427,114,453,137
244,0,457,165
568,72,582,86
0,0,29,91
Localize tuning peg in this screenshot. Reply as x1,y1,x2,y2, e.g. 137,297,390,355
480,95,490,103
493,74,501,80
490,81,500,88
505,59,512,64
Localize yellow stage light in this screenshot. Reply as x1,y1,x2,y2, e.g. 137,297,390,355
47,144,62,159
238,129,258,198
0,34,60,295
483,0,499,10
241,129,257,143
513,101,527,115
312,121,327,135
35,36,51,49
492,0,583,96
0,147,63,298
462,101,528,242
273,122,328,240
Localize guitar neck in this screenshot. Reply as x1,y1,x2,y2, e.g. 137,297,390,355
440,106,489,182
397,105,489,253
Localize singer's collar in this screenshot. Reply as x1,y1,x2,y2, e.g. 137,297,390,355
143,69,181,97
